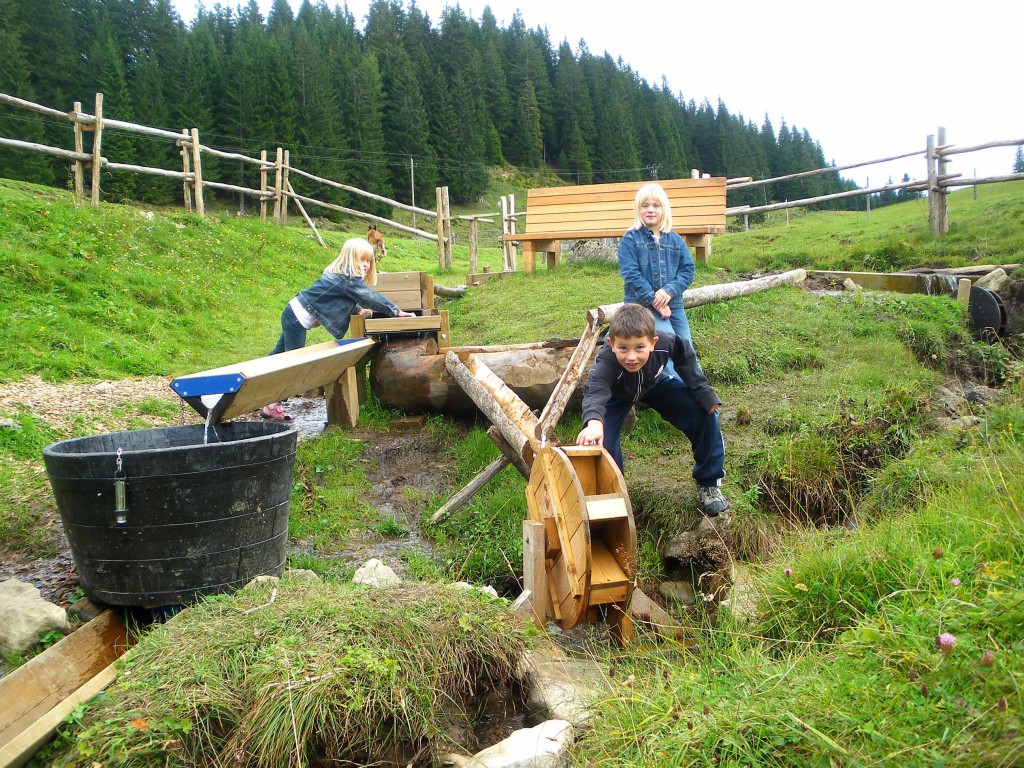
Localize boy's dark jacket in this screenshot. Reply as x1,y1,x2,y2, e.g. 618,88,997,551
581,333,721,425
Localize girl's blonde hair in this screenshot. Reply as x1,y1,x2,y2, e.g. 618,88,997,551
632,183,673,233
325,237,377,285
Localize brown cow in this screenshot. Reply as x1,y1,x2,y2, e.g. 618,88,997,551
367,225,386,263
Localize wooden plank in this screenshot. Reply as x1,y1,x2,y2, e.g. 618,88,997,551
590,541,628,587
505,225,725,242
527,177,725,199
0,664,117,768
521,520,548,629
171,338,376,422
362,316,442,333
0,610,127,751
585,494,629,522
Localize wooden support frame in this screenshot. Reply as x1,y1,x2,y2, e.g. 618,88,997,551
90,92,102,206
71,101,84,203
190,127,204,217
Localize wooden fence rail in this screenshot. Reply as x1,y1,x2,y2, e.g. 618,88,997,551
0,90,453,265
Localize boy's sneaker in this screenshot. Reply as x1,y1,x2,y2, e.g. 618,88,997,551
697,485,730,517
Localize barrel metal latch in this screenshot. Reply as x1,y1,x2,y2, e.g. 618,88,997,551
114,447,128,525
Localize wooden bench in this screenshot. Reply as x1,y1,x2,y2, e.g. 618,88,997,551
501,177,727,272
171,272,449,428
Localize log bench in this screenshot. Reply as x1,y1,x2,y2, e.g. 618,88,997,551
171,271,449,428
501,177,727,273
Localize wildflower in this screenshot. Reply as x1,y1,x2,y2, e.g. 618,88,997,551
997,697,1007,711
932,547,944,559
951,577,961,586
784,568,793,577
915,565,924,573
936,632,957,653
981,650,995,667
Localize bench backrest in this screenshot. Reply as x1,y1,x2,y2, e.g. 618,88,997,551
373,271,434,311
524,177,726,237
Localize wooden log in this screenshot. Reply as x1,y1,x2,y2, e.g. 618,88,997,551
469,218,479,273
287,180,326,248
287,190,438,241
195,144,272,165
434,283,467,299
0,91,70,120
104,162,190,179
288,164,436,218
181,128,193,213
273,147,284,224
190,127,204,216
72,101,84,203
204,180,273,197
282,149,290,227
595,268,807,324
537,309,601,440
429,455,510,524
442,186,453,269
487,424,532,480
445,351,539,466
90,93,103,206
260,149,268,220
0,137,89,161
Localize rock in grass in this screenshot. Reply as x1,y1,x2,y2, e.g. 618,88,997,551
0,578,70,654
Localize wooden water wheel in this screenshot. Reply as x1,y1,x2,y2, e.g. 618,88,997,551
525,446,637,629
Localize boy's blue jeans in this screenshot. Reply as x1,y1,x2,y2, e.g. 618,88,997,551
600,375,725,486
269,304,308,355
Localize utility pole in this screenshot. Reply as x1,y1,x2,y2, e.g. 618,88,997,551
410,157,416,230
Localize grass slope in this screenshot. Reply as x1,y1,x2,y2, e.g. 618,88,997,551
1,175,1022,766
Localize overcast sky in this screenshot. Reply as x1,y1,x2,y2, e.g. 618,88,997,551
172,0,1021,187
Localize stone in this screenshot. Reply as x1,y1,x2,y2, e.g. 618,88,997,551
92,382,115,393
0,578,71,655
244,575,280,589
0,417,21,430
464,720,574,768
933,384,967,416
451,581,500,599
964,383,1000,405
519,645,610,729
842,278,863,291
282,568,321,583
658,580,696,606
934,415,982,431
352,558,401,588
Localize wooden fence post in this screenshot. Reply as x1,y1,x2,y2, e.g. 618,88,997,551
180,128,192,213
273,147,284,224
499,195,510,270
469,217,479,273
927,134,938,236
508,193,517,271
71,101,84,203
936,126,949,236
436,186,446,268
282,149,290,226
190,127,204,217
259,149,268,221
442,186,453,269
90,93,103,206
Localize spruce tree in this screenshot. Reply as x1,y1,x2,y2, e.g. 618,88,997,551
0,0,50,183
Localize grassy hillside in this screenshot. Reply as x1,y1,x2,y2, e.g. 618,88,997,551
1,176,1022,767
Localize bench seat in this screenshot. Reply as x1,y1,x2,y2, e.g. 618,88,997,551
501,177,727,271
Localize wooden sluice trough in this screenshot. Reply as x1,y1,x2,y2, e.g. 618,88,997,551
0,609,129,768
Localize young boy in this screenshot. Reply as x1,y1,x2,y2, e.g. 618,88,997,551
576,303,729,517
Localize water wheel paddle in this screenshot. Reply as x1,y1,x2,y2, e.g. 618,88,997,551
526,446,637,629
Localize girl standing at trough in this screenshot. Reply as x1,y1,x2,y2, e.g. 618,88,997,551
260,237,414,421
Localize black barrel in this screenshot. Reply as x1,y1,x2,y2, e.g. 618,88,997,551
42,422,298,607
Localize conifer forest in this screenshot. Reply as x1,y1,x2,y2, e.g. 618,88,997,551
0,0,860,210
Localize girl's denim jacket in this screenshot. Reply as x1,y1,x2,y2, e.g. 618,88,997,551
295,271,400,339
618,227,695,311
